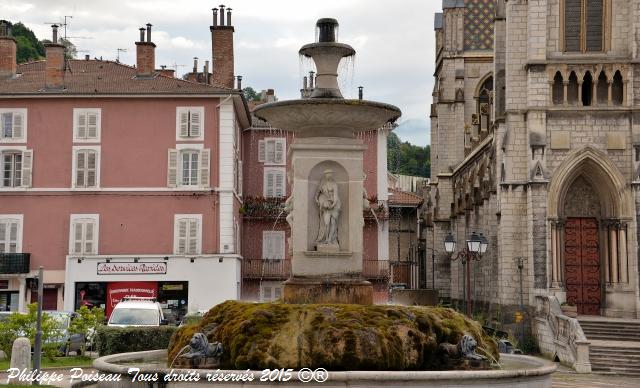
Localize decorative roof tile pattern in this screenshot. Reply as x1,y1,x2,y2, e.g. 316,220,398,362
0,60,236,95
464,0,495,51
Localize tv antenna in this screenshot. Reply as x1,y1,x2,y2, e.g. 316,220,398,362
172,62,185,73
44,15,73,39
117,48,127,62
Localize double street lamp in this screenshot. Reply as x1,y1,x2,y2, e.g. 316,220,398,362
444,231,488,315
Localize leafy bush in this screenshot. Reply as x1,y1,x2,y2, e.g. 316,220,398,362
96,326,177,356
68,306,105,356
0,303,63,360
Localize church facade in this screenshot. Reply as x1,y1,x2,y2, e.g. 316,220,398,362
426,0,640,324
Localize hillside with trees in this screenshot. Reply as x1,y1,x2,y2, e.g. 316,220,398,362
4,20,76,62
387,132,430,178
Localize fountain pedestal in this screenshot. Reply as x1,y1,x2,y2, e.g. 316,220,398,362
284,137,373,304
253,18,401,305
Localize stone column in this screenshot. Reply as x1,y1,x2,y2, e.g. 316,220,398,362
610,225,619,283
619,223,628,284
578,82,583,106
557,220,565,284
563,80,569,106
623,80,629,106
607,80,613,106
601,220,610,284
551,221,559,286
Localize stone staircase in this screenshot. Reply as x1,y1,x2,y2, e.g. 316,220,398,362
579,316,640,376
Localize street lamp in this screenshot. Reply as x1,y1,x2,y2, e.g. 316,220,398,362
444,231,486,316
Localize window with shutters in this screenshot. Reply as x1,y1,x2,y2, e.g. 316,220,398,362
73,109,101,142
0,215,22,253
72,146,100,188
69,214,99,255
262,231,285,260
0,109,27,143
258,138,286,165
174,215,202,255
263,167,285,198
1,149,31,189
167,148,210,188
563,0,606,53
176,107,205,141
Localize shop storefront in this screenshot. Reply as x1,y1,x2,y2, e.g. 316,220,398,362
64,255,241,319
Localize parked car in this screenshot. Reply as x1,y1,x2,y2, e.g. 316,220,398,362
107,297,168,327
45,311,86,356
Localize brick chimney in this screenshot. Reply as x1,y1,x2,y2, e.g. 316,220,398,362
44,24,66,89
136,23,156,77
0,21,17,79
210,5,235,88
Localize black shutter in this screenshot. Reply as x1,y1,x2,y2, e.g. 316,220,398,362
564,0,582,52
585,0,603,52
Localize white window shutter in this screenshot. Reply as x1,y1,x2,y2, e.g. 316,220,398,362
167,149,178,187
275,139,285,164
87,113,98,139
76,151,85,187
179,111,189,138
85,222,94,254
275,233,284,260
200,149,210,187
188,219,198,254
275,170,284,197
177,219,187,254
73,223,83,254
21,149,32,187
13,113,24,139
258,140,265,162
265,170,275,197
266,140,275,164
77,113,87,139
190,111,201,138
87,151,97,187
262,233,271,260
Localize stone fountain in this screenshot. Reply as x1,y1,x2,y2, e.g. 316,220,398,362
254,18,401,305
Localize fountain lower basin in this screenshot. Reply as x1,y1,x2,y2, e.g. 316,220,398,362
93,350,556,388
253,98,401,137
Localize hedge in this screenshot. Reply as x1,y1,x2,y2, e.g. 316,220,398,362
96,326,177,356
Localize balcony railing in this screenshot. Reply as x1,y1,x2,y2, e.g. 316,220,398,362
242,259,291,279
363,260,390,279
0,253,30,274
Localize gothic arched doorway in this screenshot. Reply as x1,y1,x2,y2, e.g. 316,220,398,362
548,147,634,317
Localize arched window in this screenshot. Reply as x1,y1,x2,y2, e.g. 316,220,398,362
596,71,608,105
564,0,605,53
612,71,623,105
567,72,579,105
477,76,493,133
582,72,593,106
553,72,564,105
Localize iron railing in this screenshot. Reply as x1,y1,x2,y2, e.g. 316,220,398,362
242,259,291,279
362,259,390,279
0,253,30,274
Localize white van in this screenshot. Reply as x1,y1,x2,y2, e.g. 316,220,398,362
107,297,168,327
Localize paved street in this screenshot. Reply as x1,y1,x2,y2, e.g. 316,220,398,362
553,364,640,388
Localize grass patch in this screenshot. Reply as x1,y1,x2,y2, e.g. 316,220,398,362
0,355,93,371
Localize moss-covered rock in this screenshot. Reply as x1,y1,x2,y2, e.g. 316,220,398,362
168,301,498,371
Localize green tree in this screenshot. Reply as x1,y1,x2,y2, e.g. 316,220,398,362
242,86,261,101
68,306,105,356
0,303,63,360
8,22,45,63
387,132,431,178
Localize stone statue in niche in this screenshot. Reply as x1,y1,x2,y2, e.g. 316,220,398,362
315,169,341,252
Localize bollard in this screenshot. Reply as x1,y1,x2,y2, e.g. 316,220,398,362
10,337,31,371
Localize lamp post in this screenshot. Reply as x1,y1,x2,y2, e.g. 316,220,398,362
444,232,487,316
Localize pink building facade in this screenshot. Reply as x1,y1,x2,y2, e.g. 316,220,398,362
240,90,392,303
0,12,249,320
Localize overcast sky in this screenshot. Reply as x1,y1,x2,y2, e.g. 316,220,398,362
1,0,442,146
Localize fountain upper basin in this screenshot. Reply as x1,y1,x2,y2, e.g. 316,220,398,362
253,98,401,137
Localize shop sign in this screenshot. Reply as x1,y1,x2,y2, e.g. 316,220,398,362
97,262,167,275
106,281,158,317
